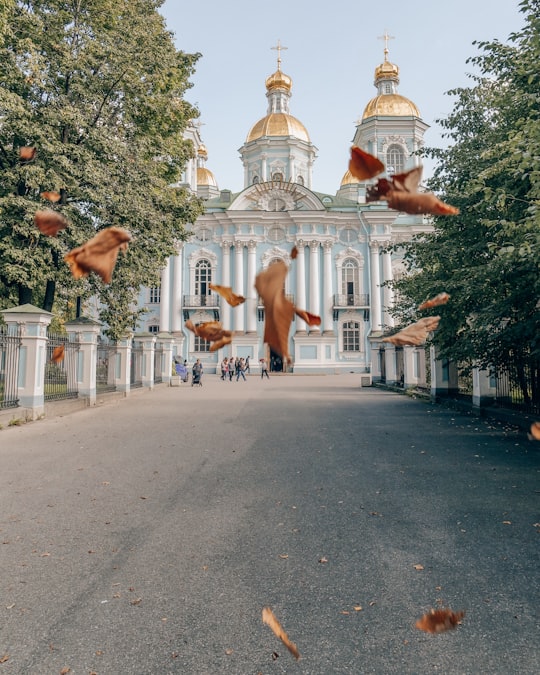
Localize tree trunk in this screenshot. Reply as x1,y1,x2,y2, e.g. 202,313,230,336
43,279,56,312
18,285,33,305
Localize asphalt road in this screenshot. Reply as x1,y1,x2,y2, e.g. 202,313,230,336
0,375,538,675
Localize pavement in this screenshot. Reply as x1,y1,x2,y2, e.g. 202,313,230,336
0,374,538,674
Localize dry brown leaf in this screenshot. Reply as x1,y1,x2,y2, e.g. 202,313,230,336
386,190,459,216
413,564,424,570
35,209,69,236
60,668,71,675
184,320,233,352
415,608,465,634
262,607,300,660
294,308,321,327
528,422,540,441
382,316,441,346
51,345,65,364
255,260,295,362
19,146,36,161
0,654,9,664
209,283,245,307
40,191,62,203
418,292,451,311
291,245,298,259
348,146,385,180
64,227,131,283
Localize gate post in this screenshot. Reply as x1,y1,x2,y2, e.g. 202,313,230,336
156,333,174,384
114,335,132,394
430,345,459,399
65,317,101,405
383,344,398,385
134,333,156,389
403,346,420,389
1,304,52,420
472,366,496,408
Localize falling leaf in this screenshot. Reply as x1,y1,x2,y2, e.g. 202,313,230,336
64,227,131,283
418,292,451,311
35,209,69,236
294,308,321,326
390,167,423,193
348,146,385,180
382,316,441,346
209,283,245,307
255,260,295,361
19,146,36,161
184,319,233,352
291,245,298,259
387,190,459,216
51,345,65,364
262,606,300,661
415,608,465,633
528,422,540,441
40,191,62,203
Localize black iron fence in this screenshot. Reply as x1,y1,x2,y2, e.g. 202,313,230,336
495,358,540,415
96,337,116,393
45,332,79,401
0,325,21,409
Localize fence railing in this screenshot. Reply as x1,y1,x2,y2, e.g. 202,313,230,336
495,359,540,415
96,337,116,393
130,341,144,388
0,325,21,409
45,333,79,401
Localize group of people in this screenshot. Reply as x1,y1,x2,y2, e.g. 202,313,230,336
220,356,250,381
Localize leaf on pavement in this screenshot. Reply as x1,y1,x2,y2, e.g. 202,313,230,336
262,606,300,660
415,608,465,633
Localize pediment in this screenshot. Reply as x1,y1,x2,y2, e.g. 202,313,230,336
228,180,325,211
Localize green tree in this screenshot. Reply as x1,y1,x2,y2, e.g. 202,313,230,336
391,0,540,375
0,0,204,337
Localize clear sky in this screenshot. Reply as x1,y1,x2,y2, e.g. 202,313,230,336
160,0,525,195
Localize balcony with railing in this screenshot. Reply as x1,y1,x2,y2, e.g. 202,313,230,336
333,293,369,308
183,294,220,308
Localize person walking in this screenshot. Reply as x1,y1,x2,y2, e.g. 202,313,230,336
228,357,235,381
260,357,270,379
221,357,228,380
245,356,251,374
236,357,246,381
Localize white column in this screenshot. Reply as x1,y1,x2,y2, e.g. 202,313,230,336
322,241,333,334
221,241,232,330
369,242,382,332
159,257,171,333
171,245,183,332
381,246,394,329
246,240,257,333
309,240,320,332
234,241,244,333
295,240,307,333
261,154,267,182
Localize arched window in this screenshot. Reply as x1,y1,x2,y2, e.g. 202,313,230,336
272,172,283,181
386,144,405,175
343,321,360,352
296,175,304,186
341,258,359,304
195,259,212,299
252,175,259,184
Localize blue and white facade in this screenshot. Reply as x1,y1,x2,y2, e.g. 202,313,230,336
136,47,432,374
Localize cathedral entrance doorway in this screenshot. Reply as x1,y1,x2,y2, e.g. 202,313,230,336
269,348,285,373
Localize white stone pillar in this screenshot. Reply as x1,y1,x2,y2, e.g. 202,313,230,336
234,241,244,333
430,345,458,399
135,334,156,389
472,366,496,408
381,247,394,328
309,240,320,332
322,241,333,334
221,240,232,331
261,154,267,182
113,335,132,394
369,242,382,332
171,245,183,332
295,240,307,333
1,304,52,419
384,344,398,385
159,257,171,333
156,334,174,384
65,317,101,405
246,240,257,333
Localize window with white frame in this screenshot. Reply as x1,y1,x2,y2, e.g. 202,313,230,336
148,324,160,333
341,259,359,301
386,144,405,175
195,259,212,297
149,286,161,303
343,321,361,351
194,334,210,352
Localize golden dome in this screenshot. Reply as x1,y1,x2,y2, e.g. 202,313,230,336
265,69,292,92
246,112,310,143
374,59,399,82
362,93,420,119
340,169,358,186
197,167,218,187
197,144,208,158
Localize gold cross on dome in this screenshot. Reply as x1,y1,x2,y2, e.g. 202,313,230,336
377,30,395,60
271,39,288,70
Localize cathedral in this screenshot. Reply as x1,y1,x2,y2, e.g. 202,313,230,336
135,42,432,376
